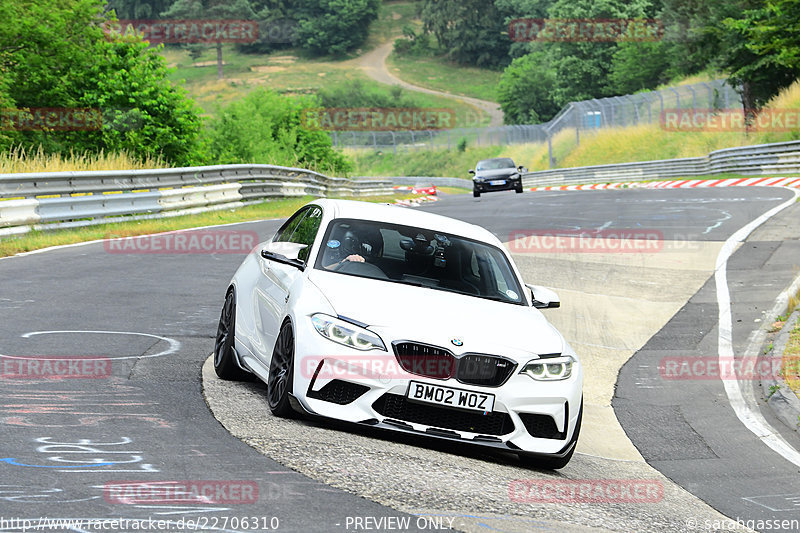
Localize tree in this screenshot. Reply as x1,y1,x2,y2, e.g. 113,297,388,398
106,0,177,19
293,0,380,57
609,41,672,94
0,0,202,164
720,0,800,113
497,51,560,123
161,0,255,79
76,38,204,165
420,0,511,68
736,0,800,72
542,0,650,102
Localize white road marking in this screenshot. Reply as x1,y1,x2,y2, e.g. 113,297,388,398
715,187,800,467
16,330,180,359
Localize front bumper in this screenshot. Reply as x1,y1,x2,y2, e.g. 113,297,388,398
473,176,522,193
291,319,582,456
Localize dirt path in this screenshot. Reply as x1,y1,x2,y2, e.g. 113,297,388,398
353,41,504,127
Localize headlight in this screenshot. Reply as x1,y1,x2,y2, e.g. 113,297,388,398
520,356,574,381
311,314,386,351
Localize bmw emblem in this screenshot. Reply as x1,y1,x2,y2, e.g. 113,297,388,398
450,338,463,347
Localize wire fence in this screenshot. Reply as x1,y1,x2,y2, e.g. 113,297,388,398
331,80,741,166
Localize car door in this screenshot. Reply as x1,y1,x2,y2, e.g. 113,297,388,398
255,206,323,363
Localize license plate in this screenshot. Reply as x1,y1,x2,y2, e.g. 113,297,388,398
489,180,506,186
407,381,495,413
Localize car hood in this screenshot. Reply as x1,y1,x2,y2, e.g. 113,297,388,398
307,270,565,360
474,168,518,179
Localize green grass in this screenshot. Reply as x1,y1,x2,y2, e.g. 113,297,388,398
163,46,485,125
386,54,503,103
0,193,416,258
785,317,800,395
347,142,547,178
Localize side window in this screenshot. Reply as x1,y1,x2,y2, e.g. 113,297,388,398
289,206,323,262
274,209,308,243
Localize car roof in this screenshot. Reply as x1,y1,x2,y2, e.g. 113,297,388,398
477,157,515,164
309,199,500,245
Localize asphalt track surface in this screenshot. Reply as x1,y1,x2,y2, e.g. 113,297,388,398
0,186,798,532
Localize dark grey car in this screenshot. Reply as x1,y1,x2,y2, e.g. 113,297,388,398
469,157,526,197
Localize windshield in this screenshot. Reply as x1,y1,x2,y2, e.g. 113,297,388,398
476,158,515,171
314,218,525,305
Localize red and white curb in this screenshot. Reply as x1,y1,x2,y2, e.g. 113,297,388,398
528,176,800,192
394,195,439,207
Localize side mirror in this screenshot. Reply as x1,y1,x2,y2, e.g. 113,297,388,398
468,169,475,175
526,284,560,309
261,241,308,270
518,166,527,173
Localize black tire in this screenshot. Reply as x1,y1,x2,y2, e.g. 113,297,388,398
515,184,524,194
519,399,583,470
473,189,481,198
214,289,249,380
267,320,297,418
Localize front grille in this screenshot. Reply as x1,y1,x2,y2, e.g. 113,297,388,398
456,354,517,387
393,342,455,379
519,408,567,440
372,394,514,436
307,380,369,405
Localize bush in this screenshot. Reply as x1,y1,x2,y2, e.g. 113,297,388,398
202,88,352,174
294,0,380,56
317,80,422,109
393,25,436,57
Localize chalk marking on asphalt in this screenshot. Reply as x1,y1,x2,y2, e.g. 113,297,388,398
715,186,800,467
17,330,180,359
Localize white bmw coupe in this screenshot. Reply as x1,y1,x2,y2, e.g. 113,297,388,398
213,199,583,468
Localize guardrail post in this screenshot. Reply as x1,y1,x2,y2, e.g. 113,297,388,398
669,87,681,110
391,131,397,155
547,128,555,168
700,82,714,110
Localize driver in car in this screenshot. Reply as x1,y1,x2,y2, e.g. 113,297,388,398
322,226,379,269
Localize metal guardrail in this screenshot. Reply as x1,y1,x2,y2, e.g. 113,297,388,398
521,140,800,188
0,164,393,233
352,176,468,188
